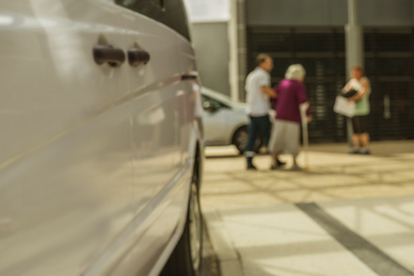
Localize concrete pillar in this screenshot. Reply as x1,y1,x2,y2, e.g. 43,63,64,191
229,0,247,102
229,0,239,102
345,0,364,77
345,0,364,146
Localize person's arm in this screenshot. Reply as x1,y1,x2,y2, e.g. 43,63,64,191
261,86,277,98
348,79,370,102
270,85,278,108
342,80,352,93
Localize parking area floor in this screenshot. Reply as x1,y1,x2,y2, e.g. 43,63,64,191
201,141,414,276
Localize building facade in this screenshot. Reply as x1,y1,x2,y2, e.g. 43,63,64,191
241,0,414,142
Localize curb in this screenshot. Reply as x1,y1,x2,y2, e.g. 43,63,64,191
203,210,246,276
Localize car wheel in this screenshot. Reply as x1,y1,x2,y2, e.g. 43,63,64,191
160,173,203,276
232,126,262,155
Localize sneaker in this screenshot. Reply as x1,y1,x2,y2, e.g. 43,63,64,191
270,164,279,170
276,159,286,167
247,164,257,170
360,149,371,155
348,148,360,154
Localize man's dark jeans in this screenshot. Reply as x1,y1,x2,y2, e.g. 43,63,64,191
245,115,271,160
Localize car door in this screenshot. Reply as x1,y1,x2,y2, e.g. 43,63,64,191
0,1,135,275
202,95,232,145
109,1,201,275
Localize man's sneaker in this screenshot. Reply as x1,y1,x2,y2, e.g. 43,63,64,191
247,164,257,170
360,149,371,155
276,159,286,167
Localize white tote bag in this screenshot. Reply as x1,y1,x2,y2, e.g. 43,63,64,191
333,96,355,118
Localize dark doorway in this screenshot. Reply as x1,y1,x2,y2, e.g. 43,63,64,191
247,27,414,143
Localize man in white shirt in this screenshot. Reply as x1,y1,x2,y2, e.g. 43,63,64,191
244,54,279,170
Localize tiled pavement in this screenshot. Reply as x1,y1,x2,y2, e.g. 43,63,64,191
201,141,414,276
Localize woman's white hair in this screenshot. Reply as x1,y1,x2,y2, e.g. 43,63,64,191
285,64,306,80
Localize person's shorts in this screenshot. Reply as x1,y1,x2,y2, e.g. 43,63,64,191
352,115,368,134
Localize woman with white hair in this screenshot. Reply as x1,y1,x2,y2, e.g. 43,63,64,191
268,64,312,170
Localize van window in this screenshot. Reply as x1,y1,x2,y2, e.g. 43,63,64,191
150,0,164,8
115,0,190,41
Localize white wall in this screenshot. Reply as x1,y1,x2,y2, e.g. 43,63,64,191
183,0,230,22
190,22,231,95
184,0,232,95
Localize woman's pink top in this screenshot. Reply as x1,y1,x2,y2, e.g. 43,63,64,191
272,79,310,124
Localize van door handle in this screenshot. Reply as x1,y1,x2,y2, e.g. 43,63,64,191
93,44,126,67
128,45,150,66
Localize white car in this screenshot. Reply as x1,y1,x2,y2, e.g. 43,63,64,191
0,1,203,276
202,87,271,154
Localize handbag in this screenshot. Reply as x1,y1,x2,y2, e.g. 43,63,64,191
333,95,355,118
341,89,358,98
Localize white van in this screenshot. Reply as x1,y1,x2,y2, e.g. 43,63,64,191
0,1,204,275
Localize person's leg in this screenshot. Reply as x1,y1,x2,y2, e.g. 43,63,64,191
291,155,305,171
262,115,271,148
352,134,361,148
271,152,278,167
350,117,361,153
359,116,370,154
245,116,258,168
261,116,286,167
361,132,370,148
268,119,281,169
360,132,370,154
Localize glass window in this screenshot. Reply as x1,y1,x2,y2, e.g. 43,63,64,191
115,0,190,40
150,0,164,9
202,95,229,112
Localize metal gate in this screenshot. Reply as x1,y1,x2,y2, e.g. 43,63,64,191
364,28,414,140
247,26,414,143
